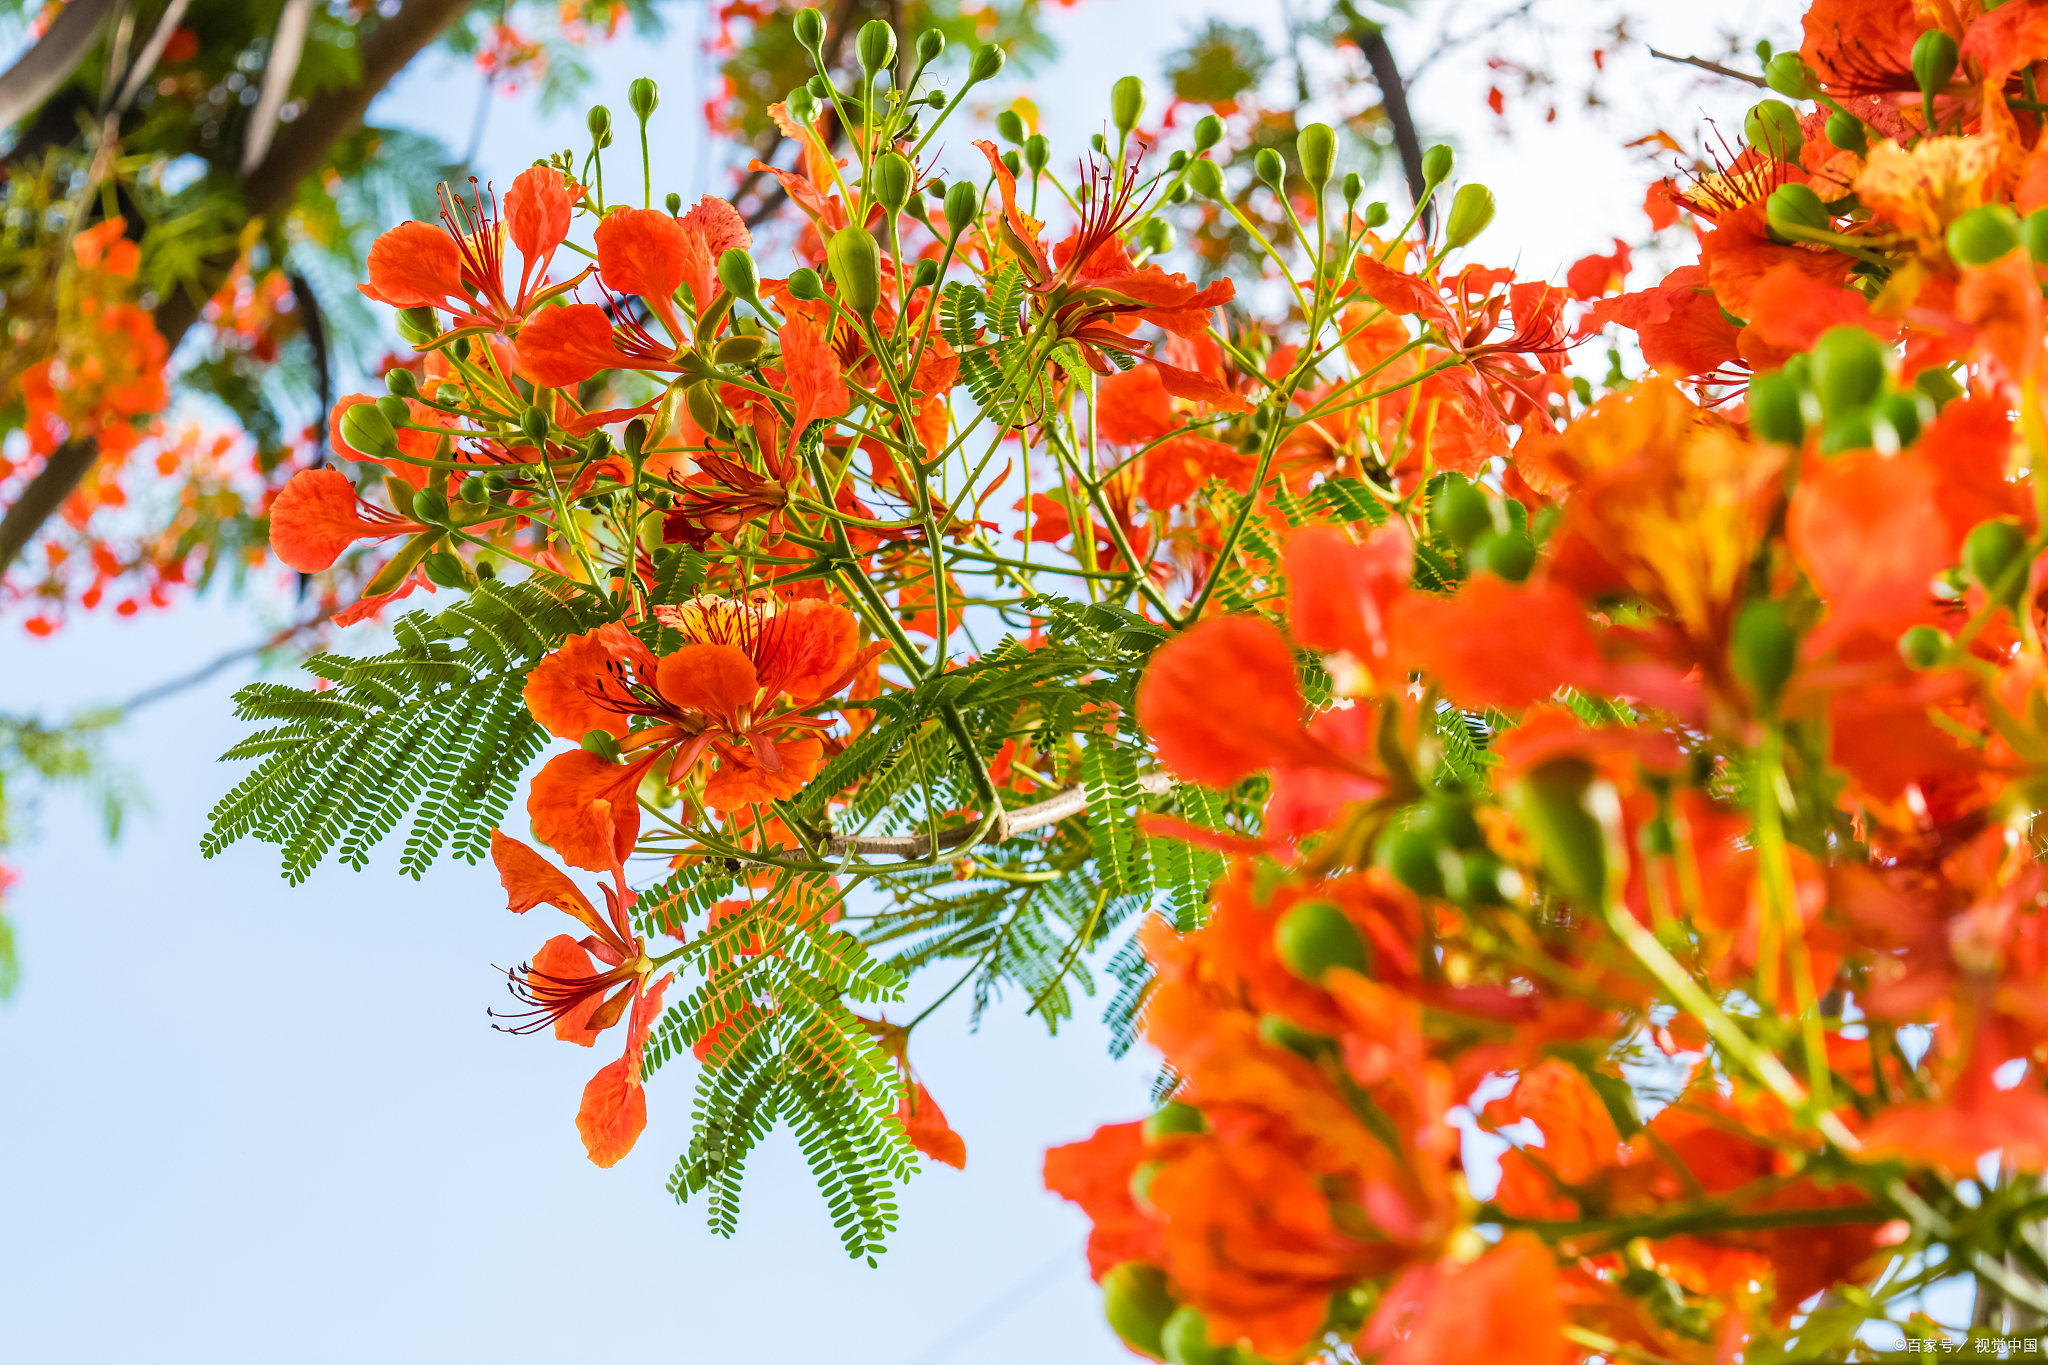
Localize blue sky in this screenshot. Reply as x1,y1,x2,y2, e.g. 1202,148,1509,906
0,2,1801,1360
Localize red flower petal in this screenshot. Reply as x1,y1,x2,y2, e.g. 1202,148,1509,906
516,304,628,388
359,220,463,310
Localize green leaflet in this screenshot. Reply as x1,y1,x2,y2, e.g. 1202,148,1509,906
201,579,610,882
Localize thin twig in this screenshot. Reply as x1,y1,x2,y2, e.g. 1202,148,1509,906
1648,48,1767,87
820,771,1175,859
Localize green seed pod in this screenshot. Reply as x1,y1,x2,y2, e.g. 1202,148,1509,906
1443,183,1496,248
1142,1101,1205,1142
915,28,945,66
1880,389,1928,447
586,104,612,148
1747,369,1806,445
995,109,1026,145
1421,142,1454,187
1810,325,1888,416
856,19,896,75
1899,623,1950,670
1297,121,1336,192
1161,1306,1230,1365
1912,29,1959,105
422,550,474,590
411,486,450,526
1254,147,1286,190
1467,528,1534,582
375,394,409,427
784,86,817,127
944,180,979,238
1964,516,2030,602
788,267,825,301
968,43,1006,84
396,307,439,344
1731,598,1799,708
2021,209,2048,263
1517,758,1609,909
521,405,550,448
1825,110,1868,154
1187,158,1224,200
340,402,399,459
1744,99,1805,160
628,77,658,122
1764,52,1813,100
458,474,488,505
870,152,914,213
791,6,824,53
1024,133,1050,177
1111,75,1147,135
713,335,766,366
385,367,418,399
717,247,761,305
1947,204,2020,265
1102,1263,1176,1361
1765,182,1829,238
827,226,882,315
1430,474,1495,547
1193,114,1223,151
1273,899,1368,983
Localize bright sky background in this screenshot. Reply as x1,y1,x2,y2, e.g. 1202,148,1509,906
0,2,1833,1361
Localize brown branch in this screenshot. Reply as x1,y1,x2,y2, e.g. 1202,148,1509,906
1648,48,1767,88
1343,10,1429,229
0,0,478,580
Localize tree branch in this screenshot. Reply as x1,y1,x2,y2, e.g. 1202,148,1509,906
1343,11,1429,231
0,0,478,580
1647,48,1767,88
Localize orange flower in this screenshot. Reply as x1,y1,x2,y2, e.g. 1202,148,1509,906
489,830,673,1168
1362,1234,1573,1365
358,167,583,334
267,468,428,572
523,597,878,870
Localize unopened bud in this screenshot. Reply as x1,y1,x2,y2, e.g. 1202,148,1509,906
1296,122,1336,192
385,367,418,399
857,19,897,75
1024,133,1049,177
788,267,825,301
628,78,659,122
1192,114,1223,151
1764,52,1813,99
521,405,550,447
586,105,612,148
1254,147,1286,190
871,152,913,212
1765,182,1829,239
916,29,945,65
1744,99,1803,160
718,248,761,304
1187,158,1224,200
1110,75,1146,135
827,225,882,315
396,307,439,344
968,43,1006,84
1420,143,1454,187
1442,182,1496,247
792,7,825,53
340,402,398,459
995,109,1026,145
1947,204,2020,265
785,86,817,126
375,394,409,426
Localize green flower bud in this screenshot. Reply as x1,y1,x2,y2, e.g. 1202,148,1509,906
1254,148,1286,191
1517,758,1609,908
1102,1263,1176,1361
1297,122,1336,193
827,225,882,315
580,728,622,761
586,104,612,147
1819,407,1876,454
374,394,409,426
870,152,914,212
482,471,508,492
1912,29,1959,103
1137,217,1174,255
1899,624,1950,670
1731,598,1799,708
1443,183,1496,248
1964,516,2030,603
915,29,945,66
458,474,488,505
1002,149,1023,178
1361,199,1389,228
1825,110,1868,154
944,180,980,238
995,109,1026,145
1766,182,1829,239
665,192,682,216
1421,142,1454,187
521,405,550,448
1764,52,1813,99
1430,474,1495,548
1744,99,1804,160
1142,1101,1205,1142
1111,75,1147,135
1192,114,1223,151
784,86,817,126
396,307,439,344
788,267,825,301
385,367,418,399
1880,389,1928,447
1187,158,1224,200
806,75,833,101
910,258,940,291
1466,526,1533,581
1024,132,1049,177
422,549,473,590
1342,172,1364,208
717,247,761,304
713,335,766,367
792,7,824,53
925,89,946,110
968,43,1005,84
1161,1307,1230,1365
1916,364,1965,409
1383,825,1449,899
1810,325,1888,416
856,19,896,75
1748,369,1806,445
1273,899,1369,983
1947,204,2020,265
339,402,398,459
628,77,658,122
411,486,450,526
